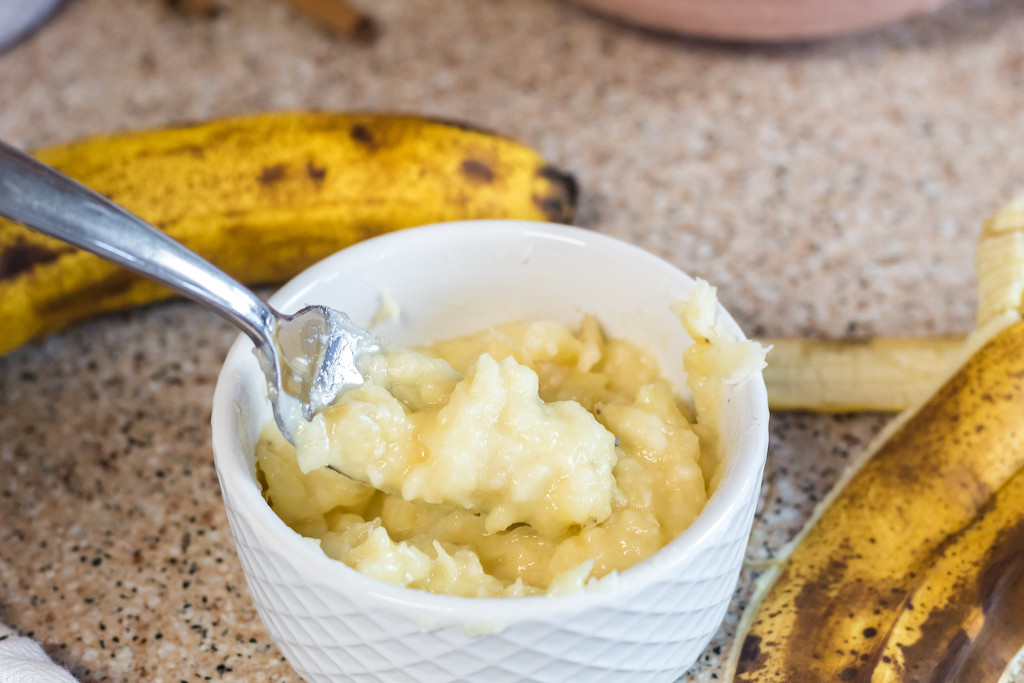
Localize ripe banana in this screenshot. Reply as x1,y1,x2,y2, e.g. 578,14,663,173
0,112,578,356
727,197,1024,682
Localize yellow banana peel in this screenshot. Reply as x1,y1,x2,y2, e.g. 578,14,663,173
872,465,1024,682
731,316,1024,681
0,111,578,356
728,197,1024,681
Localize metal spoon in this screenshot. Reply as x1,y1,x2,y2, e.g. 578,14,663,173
0,140,379,444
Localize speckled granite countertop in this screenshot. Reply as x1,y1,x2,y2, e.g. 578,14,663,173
2,0,1024,680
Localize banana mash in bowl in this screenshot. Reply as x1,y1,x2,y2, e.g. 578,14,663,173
211,220,769,682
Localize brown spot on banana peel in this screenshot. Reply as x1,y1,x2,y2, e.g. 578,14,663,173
133,143,206,160
42,269,140,319
2,266,169,352
420,115,502,138
460,159,495,183
539,165,579,208
306,161,327,184
534,195,564,222
257,164,287,186
349,124,378,150
780,556,873,680
737,635,767,675
172,143,206,159
533,165,579,224
0,242,73,280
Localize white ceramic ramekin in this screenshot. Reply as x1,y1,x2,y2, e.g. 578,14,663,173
211,220,769,682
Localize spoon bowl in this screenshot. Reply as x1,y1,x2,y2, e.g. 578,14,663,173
270,304,380,439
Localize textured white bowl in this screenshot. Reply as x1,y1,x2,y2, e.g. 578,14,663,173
211,220,769,682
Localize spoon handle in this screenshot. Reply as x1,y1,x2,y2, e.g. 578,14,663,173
0,140,275,348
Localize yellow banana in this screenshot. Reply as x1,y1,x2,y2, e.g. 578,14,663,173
0,112,577,356
727,197,1024,681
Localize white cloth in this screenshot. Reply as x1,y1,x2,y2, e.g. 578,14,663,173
0,0,65,51
0,623,77,683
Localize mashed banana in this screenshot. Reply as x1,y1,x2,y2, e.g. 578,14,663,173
254,280,766,598
293,344,619,537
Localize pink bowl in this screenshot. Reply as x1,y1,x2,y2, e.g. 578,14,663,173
572,0,953,41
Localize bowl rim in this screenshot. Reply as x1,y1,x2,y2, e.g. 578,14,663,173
211,219,769,623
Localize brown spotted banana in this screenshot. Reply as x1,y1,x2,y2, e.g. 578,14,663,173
0,111,577,356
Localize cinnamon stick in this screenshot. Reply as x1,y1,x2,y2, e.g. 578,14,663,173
280,0,378,43
165,0,221,19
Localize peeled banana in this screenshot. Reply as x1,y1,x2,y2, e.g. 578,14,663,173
727,198,1024,681
760,334,964,412
761,197,1024,414
976,197,1024,328
0,112,578,356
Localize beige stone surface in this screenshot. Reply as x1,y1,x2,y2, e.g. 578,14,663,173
1,0,1023,680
